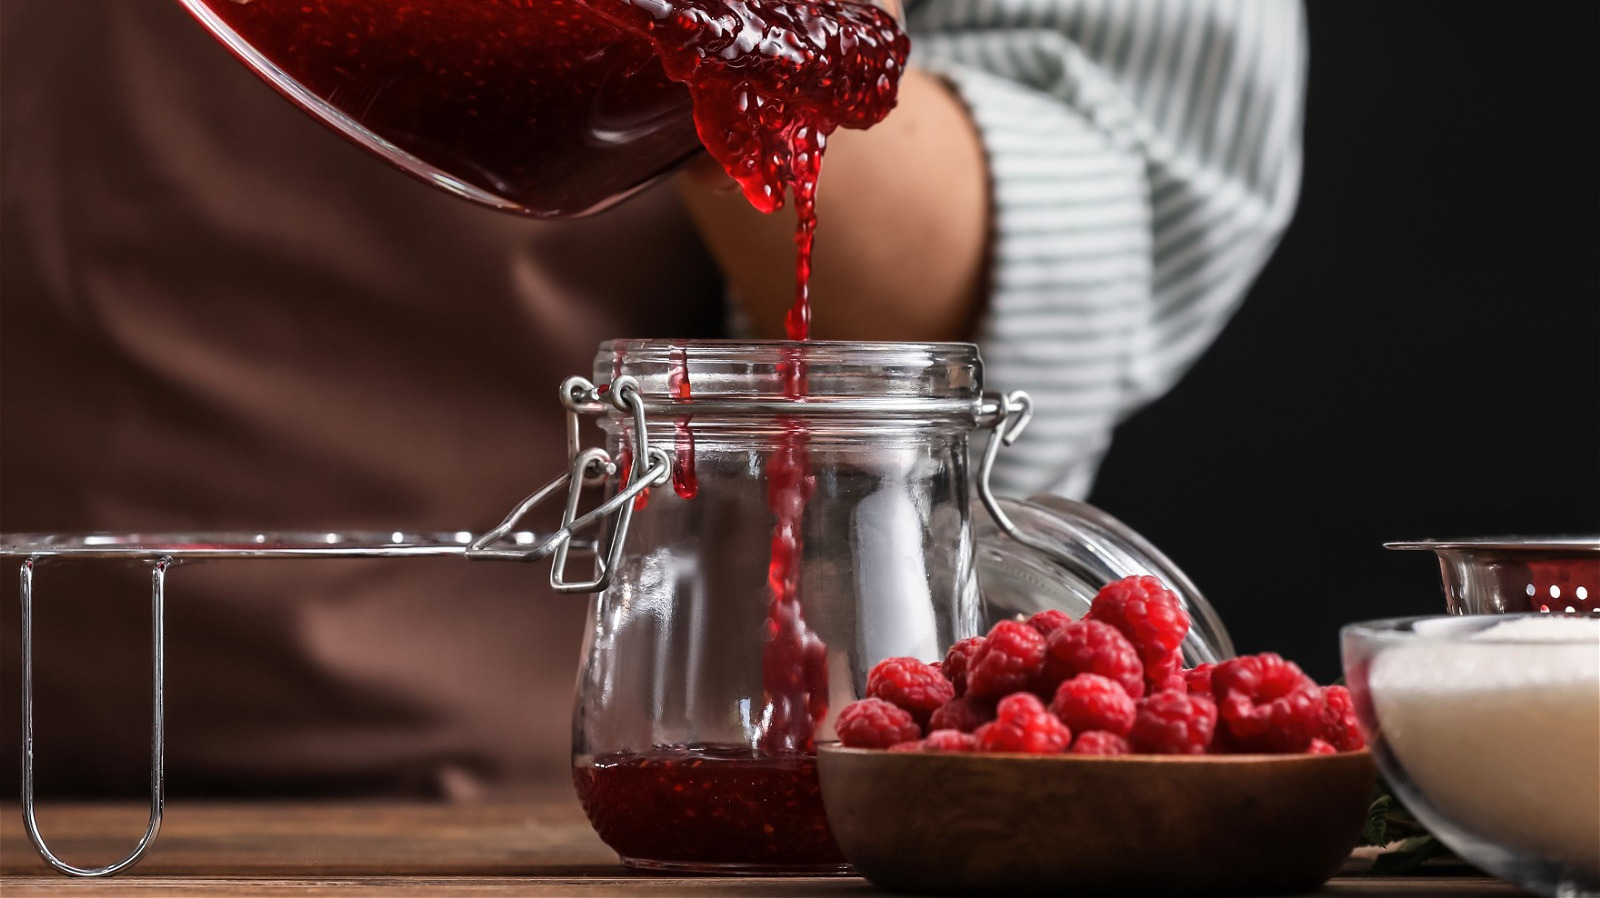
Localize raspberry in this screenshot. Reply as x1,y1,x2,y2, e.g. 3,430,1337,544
1314,685,1365,752
888,740,924,753
866,657,955,726
1183,663,1216,696
974,692,1071,754
941,637,985,697
1050,673,1138,737
1307,738,1337,755
1129,690,1217,754
1085,575,1191,674
1026,609,1074,639
1227,687,1320,753
966,621,1047,699
1211,653,1321,753
1070,731,1132,756
927,696,996,734
1210,651,1315,704
1037,619,1146,699
835,697,921,749
1145,655,1186,695
922,729,979,752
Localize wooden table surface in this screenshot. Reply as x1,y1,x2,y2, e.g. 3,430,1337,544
0,797,1529,897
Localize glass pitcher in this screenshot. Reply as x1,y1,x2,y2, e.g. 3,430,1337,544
175,0,904,219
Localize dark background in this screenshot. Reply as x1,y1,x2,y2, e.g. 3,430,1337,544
1087,2,1600,682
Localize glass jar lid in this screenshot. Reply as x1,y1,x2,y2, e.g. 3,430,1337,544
975,494,1235,666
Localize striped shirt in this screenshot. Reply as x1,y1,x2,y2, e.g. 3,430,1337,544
907,0,1308,497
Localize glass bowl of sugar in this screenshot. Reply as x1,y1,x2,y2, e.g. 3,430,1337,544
1342,614,1600,897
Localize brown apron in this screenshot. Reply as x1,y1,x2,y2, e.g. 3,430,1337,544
0,0,724,798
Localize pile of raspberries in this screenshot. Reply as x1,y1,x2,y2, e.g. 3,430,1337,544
835,575,1365,755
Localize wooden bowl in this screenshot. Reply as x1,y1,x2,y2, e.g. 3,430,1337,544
818,745,1376,895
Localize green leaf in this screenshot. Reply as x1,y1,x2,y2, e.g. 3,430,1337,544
1362,794,1393,846
1361,770,1462,874
1368,835,1446,875
1365,770,1433,842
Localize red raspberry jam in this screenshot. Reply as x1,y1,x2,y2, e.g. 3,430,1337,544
187,0,696,218
187,0,909,317
572,743,846,872
191,0,911,860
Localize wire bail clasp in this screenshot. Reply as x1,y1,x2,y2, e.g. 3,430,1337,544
975,390,1036,542
467,375,670,593
975,389,1095,569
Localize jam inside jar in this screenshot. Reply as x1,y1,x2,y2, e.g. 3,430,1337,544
570,340,986,872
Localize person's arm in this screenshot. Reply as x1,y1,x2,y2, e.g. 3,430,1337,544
917,1,1308,500
684,0,1308,500
676,67,990,343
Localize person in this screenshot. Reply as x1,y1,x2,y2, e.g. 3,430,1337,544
0,0,1306,797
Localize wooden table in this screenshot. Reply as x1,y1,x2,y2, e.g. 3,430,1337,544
1,797,1528,896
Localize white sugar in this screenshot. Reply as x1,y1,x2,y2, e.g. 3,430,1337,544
1472,615,1600,643
1369,617,1600,880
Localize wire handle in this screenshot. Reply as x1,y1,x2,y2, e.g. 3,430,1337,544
976,390,1078,565
20,556,166,877
467,375,670,593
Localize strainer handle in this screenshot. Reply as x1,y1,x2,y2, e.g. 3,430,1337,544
19,556,166,877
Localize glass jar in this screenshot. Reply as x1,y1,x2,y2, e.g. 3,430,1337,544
456,338,1238,872
175,0,905,218
568,340,983,872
